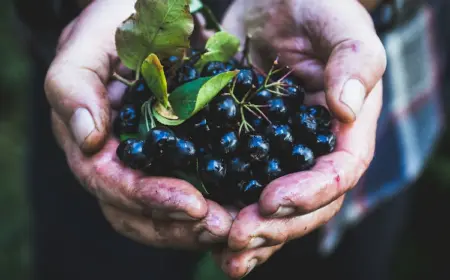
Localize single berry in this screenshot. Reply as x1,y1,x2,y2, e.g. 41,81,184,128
267,97,290,123
225,59,238,71
199,155,227,194
257,158,285,184
312,132,336,156
120,139,148,170
245,134,270,162
122,79,153,106
143,127,177,159
176,64,199,85
201,61,227,77
116,138,136,161
289,144,315,171
284,86,305,105
265,124,294,154
233,68,257,99
166,138,197,168
251,89,272,105
228,157,253,182
256,74,266,88
213,131,240,156
307,105,332,130
291,111,318,139
238,179,264,205
114,104,140,136
208,95,239,126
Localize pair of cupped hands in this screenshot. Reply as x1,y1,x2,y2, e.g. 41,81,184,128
45,0,386,278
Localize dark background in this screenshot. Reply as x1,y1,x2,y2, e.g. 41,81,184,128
1,0,450,279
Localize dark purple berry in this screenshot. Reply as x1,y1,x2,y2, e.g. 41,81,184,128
256,74,266,88
199,155,227,194
234,68,257,99
312,132,336,156
267,97,289,123
120,139,148,170
201,61,227,77
116,138,136,161
307,105,332,130
265,124,294,154
258,158,285,184
252,89,272,105
114,104,140,136
208,95,239,126
290,144,315,171
239,179,264,205
292,111,318,139
245,134,270,162
284,86,305,105
213,131,239,156
166,138,197,168
143,127,177,159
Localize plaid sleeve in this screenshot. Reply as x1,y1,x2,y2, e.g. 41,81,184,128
319,4,445,255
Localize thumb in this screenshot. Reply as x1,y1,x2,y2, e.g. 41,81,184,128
309,0,387,123
44,0,135,153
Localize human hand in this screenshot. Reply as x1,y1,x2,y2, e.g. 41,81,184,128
215,0,386,277
45,0,233,249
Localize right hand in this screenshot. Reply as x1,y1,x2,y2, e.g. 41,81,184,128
45,0,233,249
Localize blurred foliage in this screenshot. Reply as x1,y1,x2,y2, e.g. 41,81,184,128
0,0,450,280
0,0,31,279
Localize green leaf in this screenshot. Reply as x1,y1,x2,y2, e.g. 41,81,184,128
141,53,169,107
169,70,239,119
115,0,194,70
195,31,240,71
153,103,186,126
189,0,203,13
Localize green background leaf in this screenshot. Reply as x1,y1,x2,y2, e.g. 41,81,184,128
195,31,240,70
141,53,169,107
169,70,238,120
115,0,194,70
189,0,203,13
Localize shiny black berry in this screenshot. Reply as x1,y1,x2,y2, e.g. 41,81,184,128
199,155,227,194
114,104,140,136
208,95,239,126
265,124,294,154
122,79,153,106
176,64,199,85
228,157,253,182
116,138,136,161
252,89,272,105
290,144,315,171
284,86,305,105
201,61,227,77
166,138,197,168
234,68,257,99
213,131,239,156
308,105,332,130
245,134,270,162
143,127,177,159
225,59,238,71
312,132,336,156
267,97,289,123
291,111,318,139
239,179,264,205
256,74,266,88
258,158,285,184
120,139,148,170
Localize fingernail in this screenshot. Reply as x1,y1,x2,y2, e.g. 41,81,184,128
340,79,366,120
70,108,96,147
243,259,258,278
248,237,266,249
198,231,219,244
271,206,295,218
168,212,197,221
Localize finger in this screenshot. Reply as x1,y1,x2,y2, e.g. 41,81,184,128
259,81,382,218
52,112,208,221
228,197,344,251
214,244,283,279
44,0,135,153
305,0,387,122
100,199,233,249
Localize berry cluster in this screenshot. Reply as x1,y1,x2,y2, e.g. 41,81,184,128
113,50,336,207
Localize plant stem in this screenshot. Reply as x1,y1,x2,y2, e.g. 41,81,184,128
113,72,136,87
201,6,223,32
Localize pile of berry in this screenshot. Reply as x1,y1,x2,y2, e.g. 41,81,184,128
113,49,336,206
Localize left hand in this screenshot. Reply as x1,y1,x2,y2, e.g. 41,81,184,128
214,0,386,278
